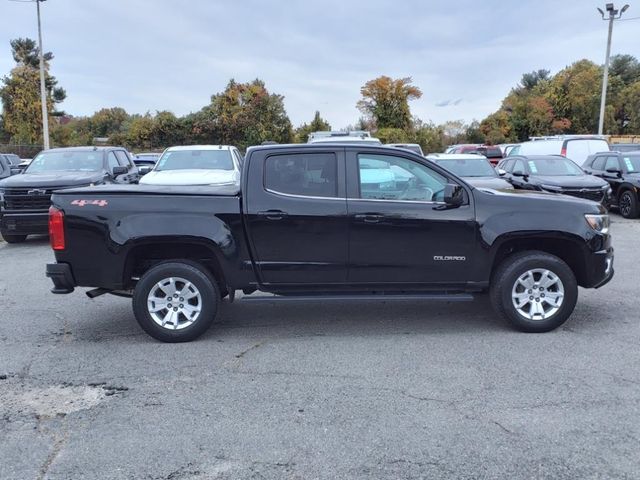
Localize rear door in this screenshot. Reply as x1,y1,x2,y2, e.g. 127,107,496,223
244,148,348,285
345,148,477,286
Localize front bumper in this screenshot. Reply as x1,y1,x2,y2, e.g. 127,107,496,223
0,211,48,235
587,247,614,289
46,263,76,294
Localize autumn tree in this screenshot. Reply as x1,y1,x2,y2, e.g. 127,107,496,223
294,111,331,143
0,38,66,144
357,76,422,130
190,79,293,150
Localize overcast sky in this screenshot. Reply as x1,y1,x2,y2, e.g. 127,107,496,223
1,0,639,128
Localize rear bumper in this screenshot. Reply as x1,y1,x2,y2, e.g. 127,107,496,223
0,211,48,235
46,263,76,294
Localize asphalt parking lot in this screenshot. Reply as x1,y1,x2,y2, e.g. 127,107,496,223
1,217,639,480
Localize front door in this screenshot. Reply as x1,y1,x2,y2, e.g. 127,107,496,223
346,150,477,286
244,149,348,286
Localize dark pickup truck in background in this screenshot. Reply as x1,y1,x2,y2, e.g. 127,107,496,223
0,146,139,243
46,144,614,342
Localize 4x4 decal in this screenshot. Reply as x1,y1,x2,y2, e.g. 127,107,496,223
71,199,108,207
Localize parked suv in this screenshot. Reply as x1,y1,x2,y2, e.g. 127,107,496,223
583,151,640,218
0,154,21,180
509,136,610,166
498,155,610,205
0,146,139,243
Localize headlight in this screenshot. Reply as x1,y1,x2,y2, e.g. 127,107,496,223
540,184,562,192
585,214,610,234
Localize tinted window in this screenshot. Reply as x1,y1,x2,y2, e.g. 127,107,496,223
512,159,526,174
114,150,131,167
508,145,521,156
107,152,119,171
265,153,338,198
357,153,447,202
591,156,606,170
604,156,620,172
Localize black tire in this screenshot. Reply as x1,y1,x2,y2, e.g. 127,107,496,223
618,190,639,219
1,233,27,244
490,251,578,333
132,261,219,342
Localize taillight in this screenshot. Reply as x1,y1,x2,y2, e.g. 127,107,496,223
560,146,567,156
49,206,65,250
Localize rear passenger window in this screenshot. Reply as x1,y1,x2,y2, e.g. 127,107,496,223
265,153,338,198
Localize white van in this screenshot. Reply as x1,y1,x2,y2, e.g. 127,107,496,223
509,136,610,166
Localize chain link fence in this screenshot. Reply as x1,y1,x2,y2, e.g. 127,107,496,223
0,144,44,159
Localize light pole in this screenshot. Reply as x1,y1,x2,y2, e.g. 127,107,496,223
597,3,630,135
36,0,49,149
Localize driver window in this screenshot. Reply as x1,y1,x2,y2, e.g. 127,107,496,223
107,152,119,171
604,156,620,171
512,159,525,173
357,153,447,202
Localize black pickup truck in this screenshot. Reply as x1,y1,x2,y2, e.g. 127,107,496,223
0,146,139,243
46,144,614,342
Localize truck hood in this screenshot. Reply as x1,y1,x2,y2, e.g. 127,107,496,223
0,171,104,188
140,169,240,186
466,177,514,190
532,175,608,189
477,187,603,209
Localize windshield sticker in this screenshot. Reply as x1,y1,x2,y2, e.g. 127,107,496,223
624,157,635,172
528,161,538,173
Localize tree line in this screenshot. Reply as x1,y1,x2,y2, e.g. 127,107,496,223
1,37,639,154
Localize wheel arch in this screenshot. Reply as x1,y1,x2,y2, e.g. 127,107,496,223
489,232,590,287
123,236,229,295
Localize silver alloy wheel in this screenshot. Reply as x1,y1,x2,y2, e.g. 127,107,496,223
147,276,202,330
511,268,565,321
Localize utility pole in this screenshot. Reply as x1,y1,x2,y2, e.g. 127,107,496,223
597,3,630,135
36,0,50,149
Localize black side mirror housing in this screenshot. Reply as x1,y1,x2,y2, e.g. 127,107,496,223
444,183,465,207
605,167,621,176
112,166,128,176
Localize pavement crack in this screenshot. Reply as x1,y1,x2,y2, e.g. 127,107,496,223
235,340,265,359
490,419,514,434
36,428,69,480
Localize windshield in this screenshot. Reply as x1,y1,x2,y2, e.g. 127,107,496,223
155,149,233,171
435,158,496,177
25,151,103,173
622,155,640,172
527,157,583,176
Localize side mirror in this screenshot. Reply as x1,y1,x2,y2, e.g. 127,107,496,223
112,166,128,176
497,168,507,177
605,167,621,175
512,170,527,179
138,166,152,175
444,183,465,207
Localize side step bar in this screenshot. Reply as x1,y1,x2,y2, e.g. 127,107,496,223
240,293,474,302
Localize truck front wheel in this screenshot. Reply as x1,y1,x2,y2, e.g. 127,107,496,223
490,251,578,333
132,261,219,342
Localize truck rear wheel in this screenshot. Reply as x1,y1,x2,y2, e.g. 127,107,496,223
2,233,27,244
490,251,578,333
132,261,219,342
